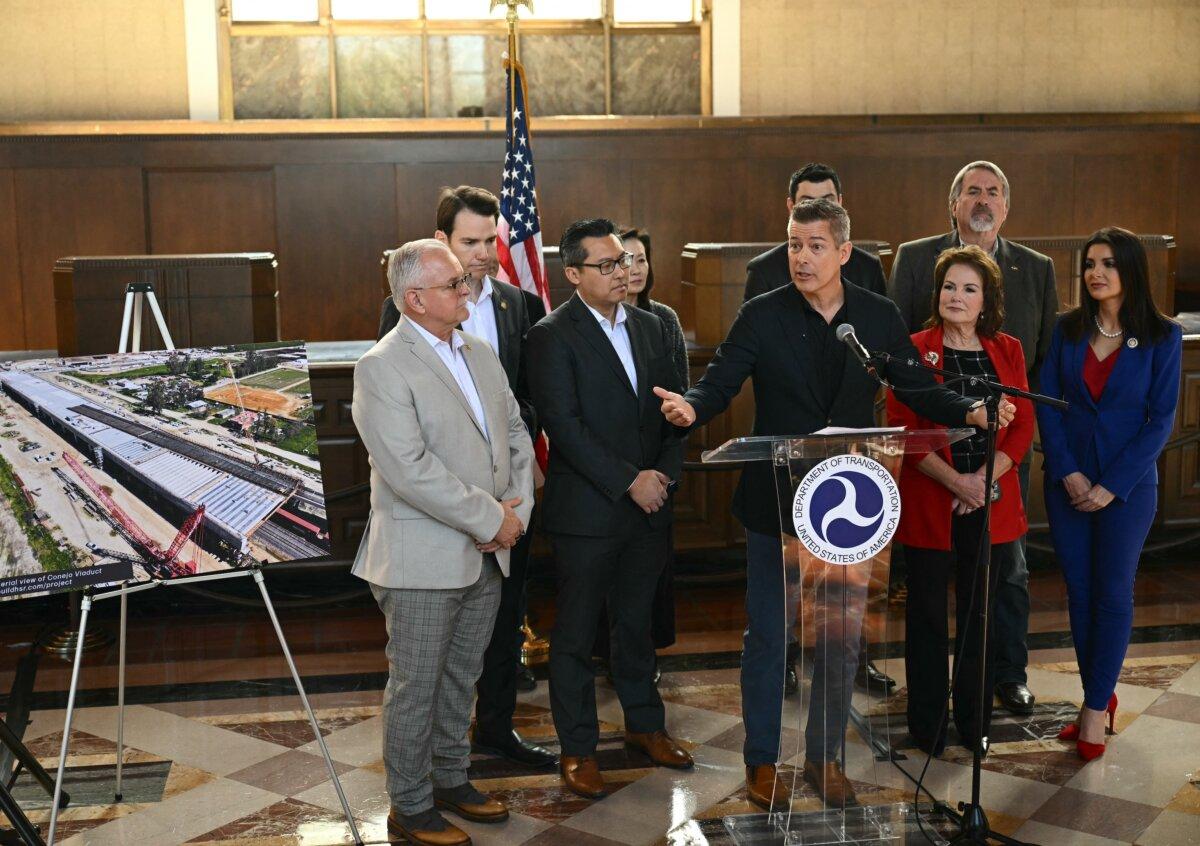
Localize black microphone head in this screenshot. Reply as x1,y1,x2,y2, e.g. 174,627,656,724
835,323,856,342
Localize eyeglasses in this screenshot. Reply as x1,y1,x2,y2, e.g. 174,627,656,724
413,274,472,294
575,252,633,276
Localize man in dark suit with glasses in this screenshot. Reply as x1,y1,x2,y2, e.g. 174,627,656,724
525,218,691,801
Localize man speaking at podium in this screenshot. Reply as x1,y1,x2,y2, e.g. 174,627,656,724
654,198,1013,808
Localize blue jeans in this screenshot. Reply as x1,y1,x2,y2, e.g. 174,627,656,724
743,530,867,765
1045,480,1156,710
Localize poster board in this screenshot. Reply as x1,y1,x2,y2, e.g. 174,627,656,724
0,342,330,601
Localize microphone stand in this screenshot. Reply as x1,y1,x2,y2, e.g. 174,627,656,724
869,349,1065,846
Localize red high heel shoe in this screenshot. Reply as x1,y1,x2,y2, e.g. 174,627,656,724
1074,694,1118,760
1058,694,1117,742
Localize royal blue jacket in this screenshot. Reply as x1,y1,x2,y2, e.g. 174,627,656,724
1037,317,1182,501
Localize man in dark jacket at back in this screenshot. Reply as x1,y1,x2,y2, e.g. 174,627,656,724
743,162,887,301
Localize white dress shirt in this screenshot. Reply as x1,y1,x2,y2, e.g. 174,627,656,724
583,301,638,394
407,317,490,442
461,275,500,356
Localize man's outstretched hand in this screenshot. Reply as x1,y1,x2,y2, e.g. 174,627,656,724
653,386,696,427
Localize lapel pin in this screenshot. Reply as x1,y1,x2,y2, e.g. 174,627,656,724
924,351,939,365
499,300,508,311
1126,337,1138,349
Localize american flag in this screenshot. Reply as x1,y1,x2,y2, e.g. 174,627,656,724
496,59,550,311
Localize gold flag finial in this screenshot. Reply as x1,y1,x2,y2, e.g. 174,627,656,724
491,0,533,64
490,0,534,27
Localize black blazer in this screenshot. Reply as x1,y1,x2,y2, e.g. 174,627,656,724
888,231,1058,382
378,278,546,434
525,293,685,537
685,281,975,535
744,242,887,301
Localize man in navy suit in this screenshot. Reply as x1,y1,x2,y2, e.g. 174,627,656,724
656,199,1013,809
526,218,692,801
888,161,1059,716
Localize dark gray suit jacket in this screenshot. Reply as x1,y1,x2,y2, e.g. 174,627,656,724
743,242,887,301
887,231,1058,382
525,294,684,537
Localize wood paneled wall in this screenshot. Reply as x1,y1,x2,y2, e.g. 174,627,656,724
1,116,1198,352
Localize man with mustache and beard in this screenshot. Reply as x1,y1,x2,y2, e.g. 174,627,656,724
889,160,1058,717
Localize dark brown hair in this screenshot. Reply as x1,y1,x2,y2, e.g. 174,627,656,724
925,245,1005,337
619,226,654,309
1061,226,1174,344
435,185,500,237
789,197,850,245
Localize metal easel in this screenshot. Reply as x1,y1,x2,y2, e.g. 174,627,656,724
45,308,363,845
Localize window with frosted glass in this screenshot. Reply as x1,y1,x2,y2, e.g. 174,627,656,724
231,0,319,22
424,0,601,20
331,0,420,19
613,0,695,23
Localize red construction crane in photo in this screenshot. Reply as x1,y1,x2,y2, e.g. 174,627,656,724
62,449,204,578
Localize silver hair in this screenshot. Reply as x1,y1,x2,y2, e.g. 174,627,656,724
789,197,851,246
387,238,452,305
948,161,1011,222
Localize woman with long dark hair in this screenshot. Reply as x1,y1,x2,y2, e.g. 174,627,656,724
1038,226,1182,760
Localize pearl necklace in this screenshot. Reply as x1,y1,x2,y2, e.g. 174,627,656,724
1094,315,1123,339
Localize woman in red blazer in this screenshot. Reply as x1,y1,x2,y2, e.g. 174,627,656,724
886,245,1034,756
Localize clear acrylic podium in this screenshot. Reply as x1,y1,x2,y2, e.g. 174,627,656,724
704,430,972,846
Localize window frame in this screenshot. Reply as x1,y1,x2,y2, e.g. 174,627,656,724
218,0,711,119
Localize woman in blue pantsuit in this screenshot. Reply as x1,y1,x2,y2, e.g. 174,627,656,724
1037,227,1182,761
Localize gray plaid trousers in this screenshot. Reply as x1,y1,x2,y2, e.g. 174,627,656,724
370,557,502,814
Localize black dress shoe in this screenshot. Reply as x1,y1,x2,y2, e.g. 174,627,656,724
472,729,558,768
855,660,897,691
515,663,537,692
995,682,1035,715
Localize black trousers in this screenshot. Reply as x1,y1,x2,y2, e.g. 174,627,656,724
992,461,1031,685
474,506,536,738
593,523,677,656
904,509,1011,751
548,525,669,756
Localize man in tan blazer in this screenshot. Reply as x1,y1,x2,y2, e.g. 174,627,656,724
353,238,535,846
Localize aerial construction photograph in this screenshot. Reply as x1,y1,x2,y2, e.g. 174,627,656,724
0,342,329,601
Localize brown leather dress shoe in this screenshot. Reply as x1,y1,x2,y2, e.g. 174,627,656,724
802,759,857,805
560,755,607,799
432,783,509,824
624,730,695,769
745,764,791,811
387,808,471,846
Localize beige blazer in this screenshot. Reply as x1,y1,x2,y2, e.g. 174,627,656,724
351,317,535,590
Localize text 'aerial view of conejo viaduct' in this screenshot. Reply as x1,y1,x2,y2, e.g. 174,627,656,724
0,342,329,600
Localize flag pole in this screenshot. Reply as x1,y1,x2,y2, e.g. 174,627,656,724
490,0,549,670
491,0,531,90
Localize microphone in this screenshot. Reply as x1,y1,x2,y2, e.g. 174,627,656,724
835,323,878,378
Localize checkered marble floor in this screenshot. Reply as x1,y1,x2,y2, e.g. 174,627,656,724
10,645,1200,846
